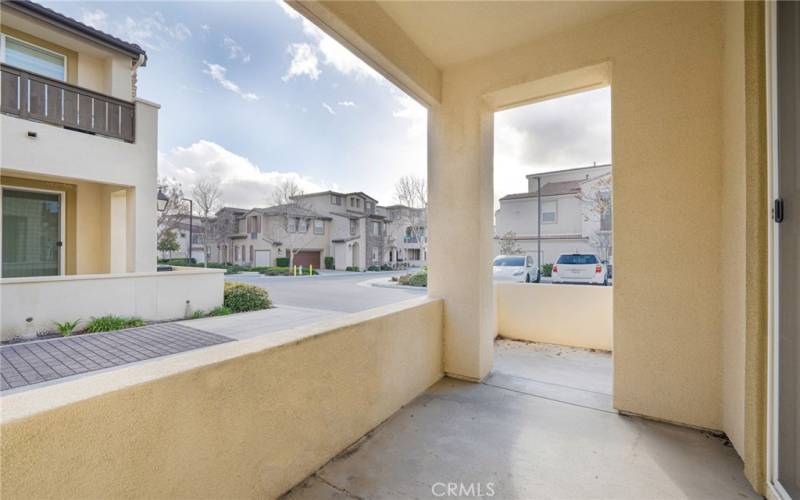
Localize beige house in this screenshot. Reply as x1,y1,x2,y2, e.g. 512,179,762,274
0,1,223,339
495,164,612,265
213,205,332,268
377,204,427,267
1,2,796,500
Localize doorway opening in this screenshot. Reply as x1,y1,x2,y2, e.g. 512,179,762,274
490,85,614,411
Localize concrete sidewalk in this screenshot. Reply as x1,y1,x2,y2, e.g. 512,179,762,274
181,305,345,340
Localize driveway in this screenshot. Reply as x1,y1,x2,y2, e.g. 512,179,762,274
226,271,426,313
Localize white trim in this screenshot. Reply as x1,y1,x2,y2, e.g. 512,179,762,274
0,32,68,81
765,2,792,498
1,185,66,278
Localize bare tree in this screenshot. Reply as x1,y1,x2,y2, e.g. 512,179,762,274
268,179,317,268
394,175,428,264
578,174,613,261
156,177,187,239
192,177,223,267
498,231,523,255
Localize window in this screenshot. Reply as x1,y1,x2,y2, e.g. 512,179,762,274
298,218,309,233
542,200,557,224
556,254,598,265
287,218,297,233
372,221,380,236
249,246,254,262
493,256,525,266
331,195,342,205
350,219,358,235
371,247,378,263
314,219,324,235
1,35,67,81
235,246,240,261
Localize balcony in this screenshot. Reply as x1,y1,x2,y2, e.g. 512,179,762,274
1,64,135,143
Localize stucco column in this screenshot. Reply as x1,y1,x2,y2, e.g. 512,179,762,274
428,90,495,381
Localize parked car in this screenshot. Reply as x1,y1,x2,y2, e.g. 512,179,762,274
493,255,540,283
551,253,608,286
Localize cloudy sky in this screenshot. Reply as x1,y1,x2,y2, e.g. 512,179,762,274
44,1,609,209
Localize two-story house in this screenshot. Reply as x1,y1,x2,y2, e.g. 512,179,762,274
0,0,223,339
494,164,612,266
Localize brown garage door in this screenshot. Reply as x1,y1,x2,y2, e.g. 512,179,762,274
293,251,321,268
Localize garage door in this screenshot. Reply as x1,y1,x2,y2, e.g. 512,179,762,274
254,250,271,267
293,251,321,268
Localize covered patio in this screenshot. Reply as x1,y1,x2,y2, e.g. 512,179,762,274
0,1,783,498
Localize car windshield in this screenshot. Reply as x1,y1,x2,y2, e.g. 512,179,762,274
557,254,598,265
493,256,525,266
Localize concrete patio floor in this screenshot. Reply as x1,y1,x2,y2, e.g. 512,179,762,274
284,340,757,499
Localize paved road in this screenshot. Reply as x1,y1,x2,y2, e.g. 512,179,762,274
226,272,427,313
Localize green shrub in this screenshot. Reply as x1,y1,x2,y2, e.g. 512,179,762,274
345,266,360,272
541,263,554,277
324,256,335,270
224,282,271,312
276,257,290,267
408,271,428,287
208,306,232,317
367,265,380,271
380,264,392,271
54,319,81,336
85,316,145,333
190,310,205,319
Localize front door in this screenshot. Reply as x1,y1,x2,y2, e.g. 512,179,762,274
1,188,63,278
775,2,799,497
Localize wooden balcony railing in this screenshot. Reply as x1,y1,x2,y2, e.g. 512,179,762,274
1,64,135,142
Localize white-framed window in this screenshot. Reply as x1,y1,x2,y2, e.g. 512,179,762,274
371,247,378,263
542,200,558,224
331,194,342,205
287,217,297,233
349,219,358,235
0,34,67,81
298,218,309,233
372,221,380,236
314,219,324,235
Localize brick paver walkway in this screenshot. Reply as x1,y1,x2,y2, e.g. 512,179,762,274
1,323,234,391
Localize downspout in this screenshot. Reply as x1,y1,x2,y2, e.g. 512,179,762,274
131,54,146,100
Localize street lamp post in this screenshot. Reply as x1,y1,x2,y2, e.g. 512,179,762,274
182,198,193,262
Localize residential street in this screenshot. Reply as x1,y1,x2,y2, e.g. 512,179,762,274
226,271,426,313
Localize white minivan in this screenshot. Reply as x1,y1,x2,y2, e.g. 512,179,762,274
551,253,608,286
493,255,540,283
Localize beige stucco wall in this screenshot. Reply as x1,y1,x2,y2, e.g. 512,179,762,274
428,2,730,430
496,283,612,351
1,99,159,273
720,0,747,458
0,266,224,340
0,297,444,498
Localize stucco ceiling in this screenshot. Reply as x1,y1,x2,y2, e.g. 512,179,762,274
377,1,639,67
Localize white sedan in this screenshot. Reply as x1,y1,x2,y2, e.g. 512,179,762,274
551,253,608,285
493,255,540,283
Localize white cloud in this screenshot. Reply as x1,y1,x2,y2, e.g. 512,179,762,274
338,101,356,107
201,24,211,33
493,87,611,205
322,103,335,115
282,43,321,81
277,1,383,83
202,62,260,101
159,140,330,209
392,93,426,138
223,36,251,63
80,8,191,51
